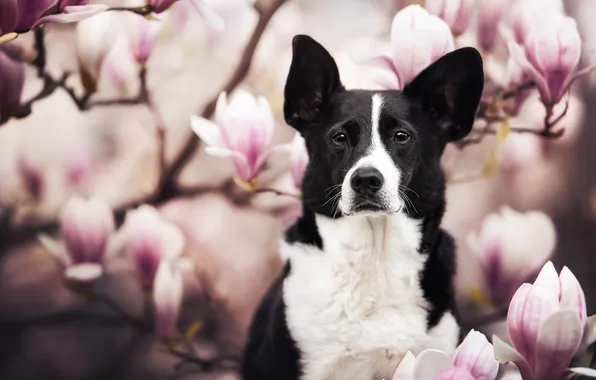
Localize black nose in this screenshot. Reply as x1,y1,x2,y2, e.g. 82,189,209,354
350,167,384,194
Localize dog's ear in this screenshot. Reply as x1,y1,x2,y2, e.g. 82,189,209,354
284,35,344,130
403,47,484,142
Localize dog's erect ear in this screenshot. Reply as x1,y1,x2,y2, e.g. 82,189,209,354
403,47,484,142
284,35,344,129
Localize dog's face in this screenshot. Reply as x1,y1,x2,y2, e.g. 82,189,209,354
284,35,484,218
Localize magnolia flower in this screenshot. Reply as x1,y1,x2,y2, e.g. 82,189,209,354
425,0,474,36
509,0,564,45
76,12,122,93
191,90,288,186
17,157,44,199
502,56,532,116
477,0,511,52
392,330,498,380
153,260,184,341
289,133,308,189
127,14,163,63
508,12,595,109
493,262,587,380
0,0,106,42
360,5,454,89
0,49,24,122
100,34,139,96
120,205,186,290
40,197,115,282
467,207,556,305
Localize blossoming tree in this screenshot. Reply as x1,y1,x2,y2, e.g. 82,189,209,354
1,0,596,379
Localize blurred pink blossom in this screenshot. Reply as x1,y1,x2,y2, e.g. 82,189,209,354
153,260,184,341
467,207,556,305
190,90,288,185
359,5,454,89
0,0,106,39
493,262,588,380
508,12,595,109
391,330,498,380
289,133,308,189
120,205,186,290
127,14,163,63
425,0,474,36
40,196,115,282
502,56,532,116
149,0,223,30
57,0,90,8
0,49,24,122
17,157,44,199
477,0,511,52
100,34,139,95
76,12,122,92
509,0,563,45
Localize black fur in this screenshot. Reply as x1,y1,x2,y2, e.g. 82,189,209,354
242,34,483,380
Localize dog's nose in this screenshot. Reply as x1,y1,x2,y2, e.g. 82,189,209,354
350,167,384,194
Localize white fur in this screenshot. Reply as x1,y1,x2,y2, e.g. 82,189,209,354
339,94,403,215
281,213,459,380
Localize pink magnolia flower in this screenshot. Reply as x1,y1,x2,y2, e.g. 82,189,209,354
17,157,44,199
76,12,122,93
502,56,533,116
477,0,511,52
360,5,454,89
493,261,587,380
120,205,186,290
39,196,115,282
289,133,308,189
0,49,24,122
100,34,139,96
509,0,564,45
425,0,474,36
0,0,106,39
190,90,288,185
508,12,595,109
127,14,163,63
392,330,498,380
467,207,556,305
153,260,184,341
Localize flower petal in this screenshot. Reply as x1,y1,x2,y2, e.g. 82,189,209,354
33,4,108,27
412,349,452,379
454,330,499,380
253,143,292,177
507,40,552,106
435,367,476,380
190,116,222,147
492,335,534,380
559,266,587,326
533,261,561,297
392,351,416,380
534,310,583,379
568,367,596,378
204,147,252,182
38,234,72,266
65,262,103,282
507,283,534,360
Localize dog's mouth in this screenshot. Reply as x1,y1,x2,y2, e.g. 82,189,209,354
350,199,391,214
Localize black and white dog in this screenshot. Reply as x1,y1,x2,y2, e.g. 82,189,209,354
242,35,484,380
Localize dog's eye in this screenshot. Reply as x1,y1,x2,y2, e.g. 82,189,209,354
332,133,348,146
393,131,411,143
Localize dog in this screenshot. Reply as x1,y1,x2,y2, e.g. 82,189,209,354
241,34,484,380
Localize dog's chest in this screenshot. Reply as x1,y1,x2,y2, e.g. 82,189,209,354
282,215,433,380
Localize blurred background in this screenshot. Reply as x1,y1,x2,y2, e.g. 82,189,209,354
1,0,596,379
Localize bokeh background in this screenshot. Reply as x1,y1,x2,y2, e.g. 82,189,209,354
1,0,596,379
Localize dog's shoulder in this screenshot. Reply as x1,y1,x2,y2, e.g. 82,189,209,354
242,261,301,380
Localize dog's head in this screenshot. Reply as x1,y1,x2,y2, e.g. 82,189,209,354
284,35,484,218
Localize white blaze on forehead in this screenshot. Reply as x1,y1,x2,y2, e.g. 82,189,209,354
338,93,403,214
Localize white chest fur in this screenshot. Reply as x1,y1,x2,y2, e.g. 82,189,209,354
281,213,459,380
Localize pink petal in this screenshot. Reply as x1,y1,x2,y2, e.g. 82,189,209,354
534,310,583,378
559,267,587,326
533,261,561,297
454,330,499,380
412,349,453,379
436,367,475,380
65,263,103,283
213,91,228,129
0,0,18,35
190,116,223,147
204,146,252,182
253,144,292,180
153,261,184,341
357,53,401,88
492,335,534,380
16,0,56,31
38,234,72,267
33,4,108,27
507,40,552,106
507,283,534,359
